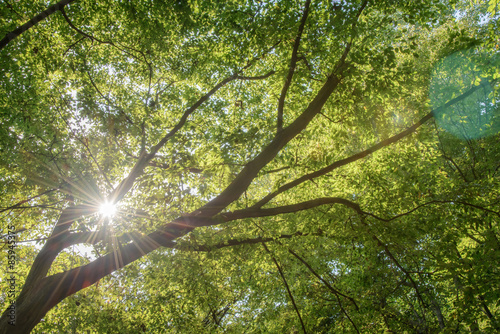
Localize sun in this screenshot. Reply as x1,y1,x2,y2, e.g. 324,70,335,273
99,201,117,218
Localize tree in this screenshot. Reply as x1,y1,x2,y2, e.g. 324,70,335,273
0,0,499,332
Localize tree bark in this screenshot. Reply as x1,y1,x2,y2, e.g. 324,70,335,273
0,66,344,334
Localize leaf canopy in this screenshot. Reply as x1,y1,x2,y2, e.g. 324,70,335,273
1,0,499,333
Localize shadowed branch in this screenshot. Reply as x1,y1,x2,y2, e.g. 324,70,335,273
0,0,76,51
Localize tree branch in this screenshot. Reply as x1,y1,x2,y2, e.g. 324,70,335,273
328,0,368,77
253,79,492,209
262,243,307,334
85,69,134,125
367,228,426,307
0,0,76,51
288,249,359,312
176,233,307,252
23,203,96,288
221,197,362,222
0,188,58,213
60,7,91,40
277,0,312,133
236,70,275,81
60,6,150,64
365,199,500,222
108,72,241,205
44,196,359,251
193,64,345,219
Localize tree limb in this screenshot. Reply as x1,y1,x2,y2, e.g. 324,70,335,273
0,0,76,51
262,243,308,334
236,70,276,81
108,72,241,204
277,0,312,133
365,199,500,222
0,188,57,214
176,233,306,252
253,79,492,209
60,6,150,64
368,229,426,308
193,64,345,219
23,203,96,288
221,197,363,222
85,69,134,125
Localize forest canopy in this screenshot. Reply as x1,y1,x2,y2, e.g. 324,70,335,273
0,0,499,333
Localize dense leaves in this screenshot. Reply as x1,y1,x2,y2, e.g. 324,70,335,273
1,0,499,333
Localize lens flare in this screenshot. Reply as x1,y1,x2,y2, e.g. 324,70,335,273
429,48,499,140
99,201,117,218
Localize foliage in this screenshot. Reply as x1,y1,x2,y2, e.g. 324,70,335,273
0,0,499,333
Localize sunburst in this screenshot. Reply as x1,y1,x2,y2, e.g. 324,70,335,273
99,201,117,218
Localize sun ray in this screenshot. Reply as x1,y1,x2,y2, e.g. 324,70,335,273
99,201,117,218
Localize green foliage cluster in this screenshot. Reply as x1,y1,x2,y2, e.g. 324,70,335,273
0,0,499,333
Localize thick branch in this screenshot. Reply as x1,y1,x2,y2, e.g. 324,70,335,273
194,67,345,219
277,0,311,133
254,79,491,208
53,197,360,251
177,233,305,252
0,0,76,51
109,73,239,204
23,204,96,288
158,197,365,231
222,197,362,222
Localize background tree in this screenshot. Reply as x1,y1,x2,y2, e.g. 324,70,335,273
0,0,499,333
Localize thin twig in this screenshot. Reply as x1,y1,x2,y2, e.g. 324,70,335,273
0,188,58,213
262,243,307,334
288,249,359,312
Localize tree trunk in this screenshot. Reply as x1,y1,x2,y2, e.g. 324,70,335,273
0,278,61,334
